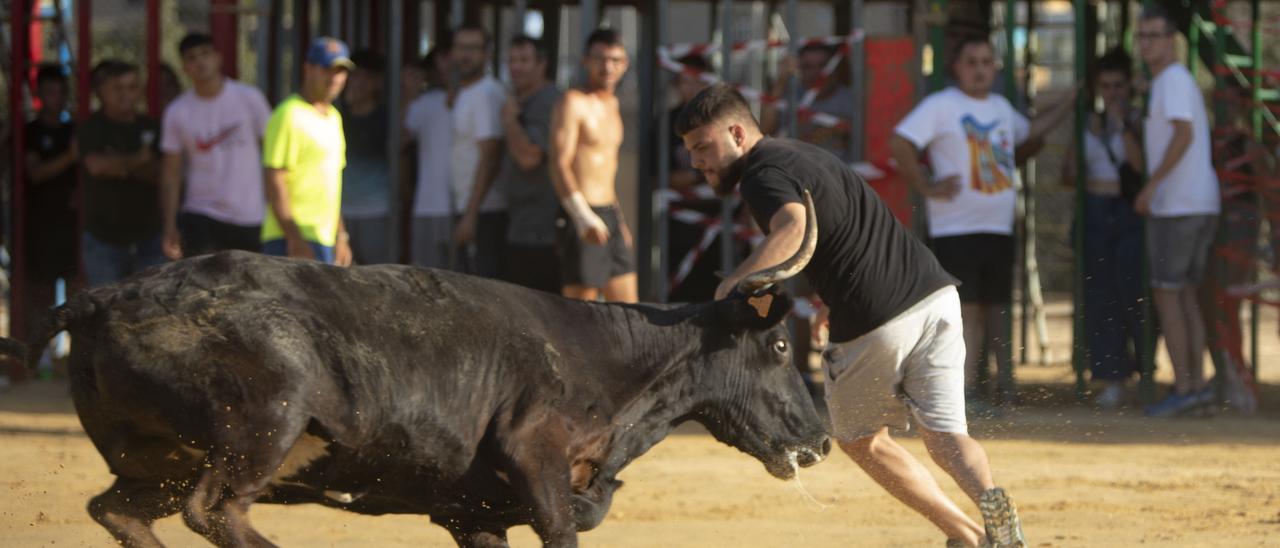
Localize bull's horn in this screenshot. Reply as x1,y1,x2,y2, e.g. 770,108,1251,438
737,189,817,295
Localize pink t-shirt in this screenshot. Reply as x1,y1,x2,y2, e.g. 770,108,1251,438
161,79,273,226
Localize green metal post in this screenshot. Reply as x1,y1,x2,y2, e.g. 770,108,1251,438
1072,0,1089,401
1136,0,1156,405
1249,0,1262,379
1002,0,1019,398
927,0,948,92
1189,11,1200,78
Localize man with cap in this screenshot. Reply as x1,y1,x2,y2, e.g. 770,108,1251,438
261,36,354,265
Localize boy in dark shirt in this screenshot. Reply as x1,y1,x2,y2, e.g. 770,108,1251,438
676,84,1026,548
24,64,80,359
78,60,164,286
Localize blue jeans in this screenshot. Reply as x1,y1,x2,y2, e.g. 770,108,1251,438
82,232,166,287
1081,194,1148,381
262,239,336,264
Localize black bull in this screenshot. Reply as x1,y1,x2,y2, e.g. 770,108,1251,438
4,229,830,546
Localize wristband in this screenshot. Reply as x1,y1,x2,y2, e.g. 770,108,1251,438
561,192,608,239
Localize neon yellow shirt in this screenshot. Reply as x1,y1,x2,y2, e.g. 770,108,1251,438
261,94,346,246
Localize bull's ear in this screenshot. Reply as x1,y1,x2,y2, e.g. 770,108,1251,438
719,289,793,330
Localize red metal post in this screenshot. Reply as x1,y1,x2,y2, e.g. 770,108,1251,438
368,0,381,52
210,0,240,78
146,0,161,117
8,0,31,378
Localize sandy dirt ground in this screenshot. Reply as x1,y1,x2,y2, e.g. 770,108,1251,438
2,307,1279,547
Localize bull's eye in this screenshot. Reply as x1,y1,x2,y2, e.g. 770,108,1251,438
772,340,788,354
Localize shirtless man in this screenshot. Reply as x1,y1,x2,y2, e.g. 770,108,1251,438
550,28,637,302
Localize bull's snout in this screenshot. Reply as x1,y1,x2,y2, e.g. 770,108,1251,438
795,437,831,467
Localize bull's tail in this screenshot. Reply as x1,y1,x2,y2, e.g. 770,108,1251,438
0,294,99,371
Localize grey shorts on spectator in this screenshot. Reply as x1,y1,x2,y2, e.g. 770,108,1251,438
1146,214,1217,289
822,285,968,441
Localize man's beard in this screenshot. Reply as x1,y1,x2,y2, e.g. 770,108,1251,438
712,155,748,197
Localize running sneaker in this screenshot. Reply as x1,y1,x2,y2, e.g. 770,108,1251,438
978,487,1026,548
1143,391,1199,418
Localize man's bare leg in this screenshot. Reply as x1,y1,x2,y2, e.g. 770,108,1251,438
603,273,638,303
960,303,986,395
1181,286,1208,390
1153,287,1193,393
840,428,985,545
920,428,995,504
984,304,1015,404
563,285,601,301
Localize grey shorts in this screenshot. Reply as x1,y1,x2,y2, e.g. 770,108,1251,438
822,286,968,440
1146,214,1217,289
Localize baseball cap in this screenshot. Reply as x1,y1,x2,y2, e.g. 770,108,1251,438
306,37,355,70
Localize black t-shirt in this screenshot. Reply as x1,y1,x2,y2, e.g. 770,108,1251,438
740,138,956,342
25,117,78,226
77,111,162,245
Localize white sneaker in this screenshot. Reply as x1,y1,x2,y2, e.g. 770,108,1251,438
1095,383,1124,409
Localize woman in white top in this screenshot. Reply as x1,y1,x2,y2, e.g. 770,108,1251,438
1062,49,1147,408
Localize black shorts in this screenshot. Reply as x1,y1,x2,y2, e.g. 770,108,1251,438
502,244,560,294
179,212,261,256
931,233,1014,305
556,206,636,288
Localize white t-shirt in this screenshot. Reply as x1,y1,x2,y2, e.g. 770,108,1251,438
160,79,272,226
451,75,507,213
1084,128,1125,182
1144,63,1220,217
894,87,1029,237
404,89,454,217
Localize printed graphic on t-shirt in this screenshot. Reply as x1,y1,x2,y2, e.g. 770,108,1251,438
961,114,1014,194
194,123,243,152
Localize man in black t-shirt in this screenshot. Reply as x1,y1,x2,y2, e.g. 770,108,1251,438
676,84,1026,548
78,60,165,287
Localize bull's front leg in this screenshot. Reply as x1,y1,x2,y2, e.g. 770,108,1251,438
501,431,579,547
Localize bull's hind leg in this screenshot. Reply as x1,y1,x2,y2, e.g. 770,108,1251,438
88,477,190,548
444,522,510,548
182,424,311,547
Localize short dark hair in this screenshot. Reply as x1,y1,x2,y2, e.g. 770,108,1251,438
455,24,491,49
510,34,548,61
1095,48,1132,79
350,49,386,73
676,53,712,74
35,63,67,87
178,32,214,56
950,35,993,64
91,59,137,89
798,43,836,60
674,83,758,136
1140,5,1176,34
585,28,623,52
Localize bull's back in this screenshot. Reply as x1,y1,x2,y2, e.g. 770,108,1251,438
68,252,578,444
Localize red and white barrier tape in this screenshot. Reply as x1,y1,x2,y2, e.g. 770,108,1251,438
657,32,863,130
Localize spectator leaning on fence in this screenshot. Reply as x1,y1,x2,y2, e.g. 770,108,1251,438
889,36,1073,412
77,59,165,287
24,64,80,354
338,50,394,265
496,35,563,293
1061,49,1148,409
261,37,354,266
448,24,509,278
760,42,856,161
1134,6,1222,417
160,32,273,260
